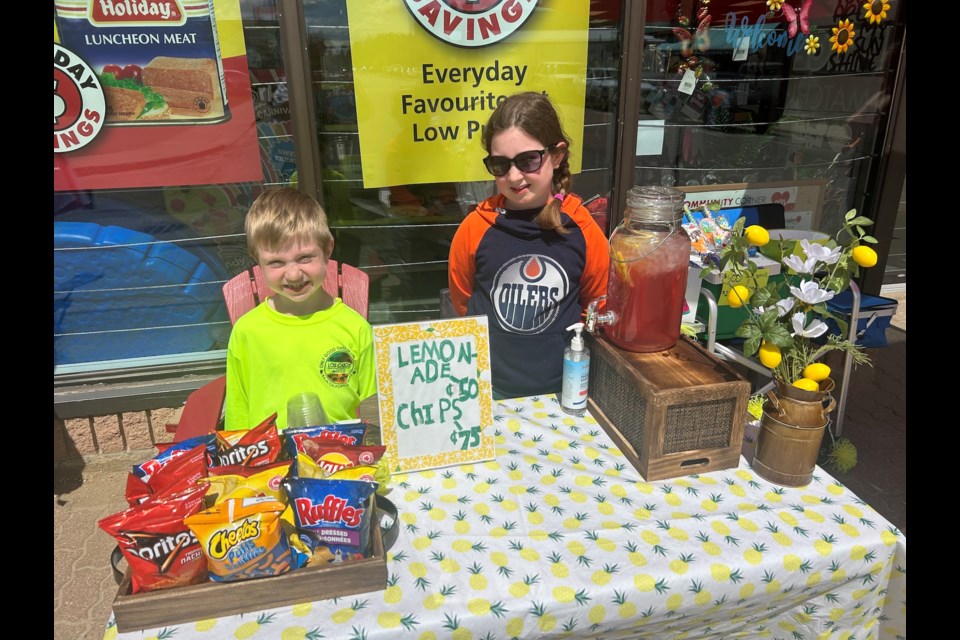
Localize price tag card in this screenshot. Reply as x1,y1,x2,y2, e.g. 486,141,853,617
733,37,750,61
678,69,696,95
373,316,495,473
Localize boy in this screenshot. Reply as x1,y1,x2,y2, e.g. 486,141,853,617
224,187,376,430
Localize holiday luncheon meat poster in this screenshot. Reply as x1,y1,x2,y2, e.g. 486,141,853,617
345,0,590,188
53,0,261,191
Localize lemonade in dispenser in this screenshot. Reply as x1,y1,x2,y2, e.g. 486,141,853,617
587,185,691,353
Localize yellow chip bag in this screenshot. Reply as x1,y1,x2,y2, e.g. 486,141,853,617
184,497,291,582
327,465,378,483
200,462,291,504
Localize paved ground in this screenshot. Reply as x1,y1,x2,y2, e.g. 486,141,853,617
54,293,906,640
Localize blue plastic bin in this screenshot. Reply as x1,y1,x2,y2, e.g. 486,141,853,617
825,290,898,348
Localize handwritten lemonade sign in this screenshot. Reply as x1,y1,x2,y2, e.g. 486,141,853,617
374,316,494,473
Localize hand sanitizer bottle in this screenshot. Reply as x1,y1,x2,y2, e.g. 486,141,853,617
561,322,590,416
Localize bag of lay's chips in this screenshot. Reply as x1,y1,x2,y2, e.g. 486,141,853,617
99,483,210,594
282,477,378,565
184,496,291,582
282,421,369,459
200,460,293,504
211,413,283,469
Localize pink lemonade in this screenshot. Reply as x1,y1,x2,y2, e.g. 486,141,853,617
605,232,690,352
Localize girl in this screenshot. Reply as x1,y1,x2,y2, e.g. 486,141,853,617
448,92,609,399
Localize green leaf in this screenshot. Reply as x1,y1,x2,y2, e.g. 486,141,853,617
861,235,878,244
844,209,857,221
743,336,761,358
751,287,774,308
848,216,874,227
764,324,794,349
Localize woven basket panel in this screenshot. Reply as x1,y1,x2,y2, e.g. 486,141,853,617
662,398,736,454
589,349,645,451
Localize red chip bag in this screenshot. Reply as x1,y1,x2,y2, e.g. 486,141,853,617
212,413,282,469
124,444,208,507
99,483,210,594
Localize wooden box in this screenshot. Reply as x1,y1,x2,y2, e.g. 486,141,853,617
111,499,388,633
585,333,750,481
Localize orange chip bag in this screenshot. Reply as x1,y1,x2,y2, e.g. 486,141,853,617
184,497,291,582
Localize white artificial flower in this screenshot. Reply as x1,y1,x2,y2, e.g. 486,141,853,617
789,280,835,305
791,312,829,338
782,253,818,274
800,239,842,265
754,298,795,317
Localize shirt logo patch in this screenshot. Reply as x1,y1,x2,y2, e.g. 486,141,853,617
491,255,568,334
321,348,357,387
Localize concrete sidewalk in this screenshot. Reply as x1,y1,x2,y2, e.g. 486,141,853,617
54,292,906,640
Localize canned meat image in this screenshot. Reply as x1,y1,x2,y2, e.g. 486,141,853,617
54,0,230,125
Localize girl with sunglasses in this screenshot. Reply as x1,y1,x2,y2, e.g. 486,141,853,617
448,91,609,400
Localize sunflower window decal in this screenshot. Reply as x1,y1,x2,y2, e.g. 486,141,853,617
863,1,891,25
830,18,856,54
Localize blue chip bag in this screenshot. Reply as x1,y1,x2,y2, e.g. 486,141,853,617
281,477,378,565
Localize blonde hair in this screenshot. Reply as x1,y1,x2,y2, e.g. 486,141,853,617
482,91,572,234
245,187,334,261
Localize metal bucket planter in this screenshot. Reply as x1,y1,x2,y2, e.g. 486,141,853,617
751,378,836,487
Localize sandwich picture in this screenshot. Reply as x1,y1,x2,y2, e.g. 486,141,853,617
103,86,146,121
100,71,170,122
142,56,224,119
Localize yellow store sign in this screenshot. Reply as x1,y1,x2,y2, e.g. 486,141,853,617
346,0,589,187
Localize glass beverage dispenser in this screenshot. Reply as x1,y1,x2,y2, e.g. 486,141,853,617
590,185,690,353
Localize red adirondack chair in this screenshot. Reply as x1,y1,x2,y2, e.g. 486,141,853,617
166,260,370,441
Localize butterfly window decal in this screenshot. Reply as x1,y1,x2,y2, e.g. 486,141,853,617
781,0,822,55
782,0,812,39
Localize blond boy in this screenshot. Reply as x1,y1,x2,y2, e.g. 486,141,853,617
224,187,376,430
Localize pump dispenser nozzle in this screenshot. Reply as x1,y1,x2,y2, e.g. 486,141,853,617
566,323,585,352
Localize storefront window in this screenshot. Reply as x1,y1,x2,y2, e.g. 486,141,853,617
634,0,903,238
53,0,289,372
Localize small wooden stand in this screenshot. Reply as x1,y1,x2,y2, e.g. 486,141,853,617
586,334,750,481
111,498,388,633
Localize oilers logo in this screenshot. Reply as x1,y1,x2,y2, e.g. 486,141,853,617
491,255,568,334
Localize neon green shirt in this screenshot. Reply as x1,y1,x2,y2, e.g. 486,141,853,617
224,298,376,430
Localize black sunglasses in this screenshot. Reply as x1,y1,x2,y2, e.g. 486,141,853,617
483,147,554,177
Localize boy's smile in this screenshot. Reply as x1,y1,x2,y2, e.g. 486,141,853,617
258,238,334,315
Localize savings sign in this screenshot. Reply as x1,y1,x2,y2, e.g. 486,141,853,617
346,0,589,187
403,0,538,47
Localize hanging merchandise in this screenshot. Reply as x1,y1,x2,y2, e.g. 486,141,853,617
589,186,691,353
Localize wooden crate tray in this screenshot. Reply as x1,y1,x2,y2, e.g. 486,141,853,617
112,499,388,633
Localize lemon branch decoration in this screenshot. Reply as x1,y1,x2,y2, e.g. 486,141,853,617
703,209,878,389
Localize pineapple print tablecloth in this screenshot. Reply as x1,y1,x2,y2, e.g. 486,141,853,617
104,395,906,640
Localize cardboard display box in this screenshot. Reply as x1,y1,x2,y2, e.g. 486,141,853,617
111,498,388,633
586,333,750,481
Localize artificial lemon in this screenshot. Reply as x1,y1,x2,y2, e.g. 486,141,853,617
851,245,877,268
745,225,770,247
792,378,820,392
726,285,751,308
802,363,831,382
758,342,782,368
